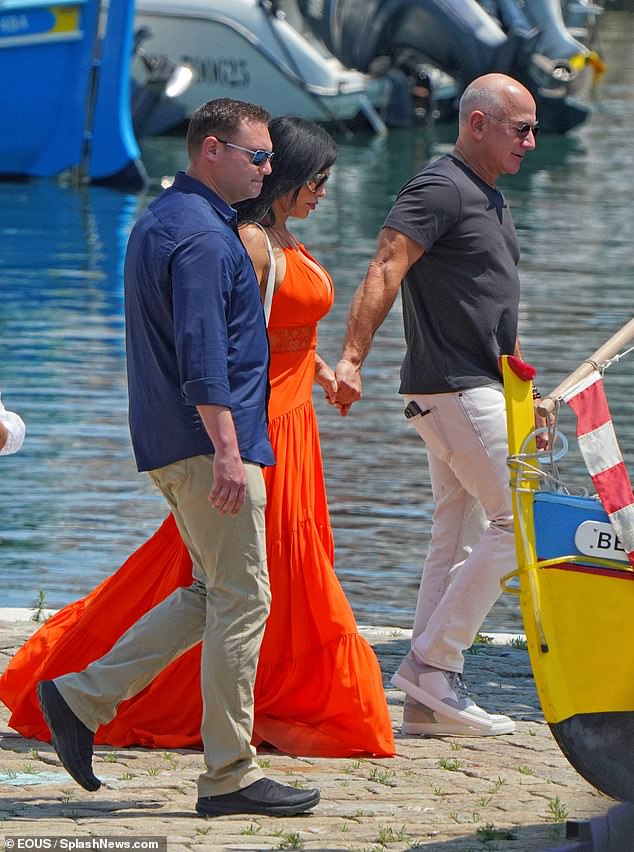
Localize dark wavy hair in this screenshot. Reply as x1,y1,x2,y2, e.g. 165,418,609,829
236,116,337,225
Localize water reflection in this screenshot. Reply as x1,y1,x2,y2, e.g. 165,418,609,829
0,183,166,607
0,11,633,632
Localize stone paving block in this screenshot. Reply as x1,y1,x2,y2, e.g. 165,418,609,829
0,619,616,851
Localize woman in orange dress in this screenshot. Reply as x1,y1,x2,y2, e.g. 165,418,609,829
0,117,395,759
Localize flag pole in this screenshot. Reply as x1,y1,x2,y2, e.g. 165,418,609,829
538,316,634,416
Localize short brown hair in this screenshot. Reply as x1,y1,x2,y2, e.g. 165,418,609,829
186,98,270,157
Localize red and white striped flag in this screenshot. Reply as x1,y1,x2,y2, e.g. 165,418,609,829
563,370,634,567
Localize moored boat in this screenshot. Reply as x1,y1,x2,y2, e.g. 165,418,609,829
0,0,145,187
296,0,606,132
132,0,393,136
502,319,634,803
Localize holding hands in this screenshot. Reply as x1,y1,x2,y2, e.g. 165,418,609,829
315,355,354,417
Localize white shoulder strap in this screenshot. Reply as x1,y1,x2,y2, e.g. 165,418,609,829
251,222,276,326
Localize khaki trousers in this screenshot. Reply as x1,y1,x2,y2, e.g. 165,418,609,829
56,455,271,797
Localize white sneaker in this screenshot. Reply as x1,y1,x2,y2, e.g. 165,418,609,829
391,651,497,732
401,695,515,737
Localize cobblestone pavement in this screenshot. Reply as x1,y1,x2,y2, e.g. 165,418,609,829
0,618,614,851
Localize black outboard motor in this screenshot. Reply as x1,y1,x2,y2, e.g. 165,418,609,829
296,0,603,132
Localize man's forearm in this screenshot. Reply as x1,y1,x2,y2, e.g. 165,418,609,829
196,404,241,460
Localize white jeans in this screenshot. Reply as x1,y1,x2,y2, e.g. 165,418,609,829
404,386,516,673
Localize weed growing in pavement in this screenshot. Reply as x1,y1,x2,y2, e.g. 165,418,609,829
476,795,493,808
119,772,133,781
437,757,465,771
368,766,396,786
546,796,569,822
449,741,463,751
146,767,159,777
161,751,178,770
241,824,261,836
490,775,507,792
31,589,48,623
508,636,528,650
274,830,304,849
518,765,534,775
103,752,120,763
375,825,406,844
257,757,271,768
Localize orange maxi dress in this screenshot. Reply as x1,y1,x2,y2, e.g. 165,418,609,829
0,244,395,759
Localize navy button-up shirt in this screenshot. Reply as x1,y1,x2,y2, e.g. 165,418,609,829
124,171,273,472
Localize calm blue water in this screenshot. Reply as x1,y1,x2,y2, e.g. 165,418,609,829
1,10,633,631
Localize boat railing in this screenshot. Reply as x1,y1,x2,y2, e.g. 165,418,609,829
537,316,634,416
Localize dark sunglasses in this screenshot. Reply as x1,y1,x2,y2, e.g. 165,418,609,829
484,114,540,138
512,121,540,138
306,172,330,193
216,138,274,166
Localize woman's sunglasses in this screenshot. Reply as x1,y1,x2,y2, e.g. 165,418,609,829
306,173,330,192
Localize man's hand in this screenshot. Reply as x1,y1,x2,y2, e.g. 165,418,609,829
533,399,551,451
334,359,362,415
209,450,247,515
196,404,247,515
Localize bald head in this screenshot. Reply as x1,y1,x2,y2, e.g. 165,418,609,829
453,73,537,186
458,74,533,127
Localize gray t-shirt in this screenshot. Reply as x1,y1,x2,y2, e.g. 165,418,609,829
383,154,520,394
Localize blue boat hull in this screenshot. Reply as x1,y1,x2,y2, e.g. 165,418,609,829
0,0,144,187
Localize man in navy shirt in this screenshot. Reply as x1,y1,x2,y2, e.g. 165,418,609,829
37,99,320,818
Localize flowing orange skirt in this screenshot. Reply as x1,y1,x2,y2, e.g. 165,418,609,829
0,410,394,758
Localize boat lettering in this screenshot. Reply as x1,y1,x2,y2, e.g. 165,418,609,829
0,14,30,35
574,520,629,563
181,56,249,88
0,7,77,40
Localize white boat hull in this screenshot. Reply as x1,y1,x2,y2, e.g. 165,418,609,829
133,0,391,126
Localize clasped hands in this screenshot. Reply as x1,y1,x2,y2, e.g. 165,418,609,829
315,358,362,417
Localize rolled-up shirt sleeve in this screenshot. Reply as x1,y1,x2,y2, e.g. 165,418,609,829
171,230,234,408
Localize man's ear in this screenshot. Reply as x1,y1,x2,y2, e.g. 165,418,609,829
202,135,220,161
470,110,487,138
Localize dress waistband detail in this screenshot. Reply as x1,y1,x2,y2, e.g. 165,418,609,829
268,324,316,353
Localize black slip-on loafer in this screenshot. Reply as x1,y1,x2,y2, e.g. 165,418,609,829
196,777,320,817
37,679,101,792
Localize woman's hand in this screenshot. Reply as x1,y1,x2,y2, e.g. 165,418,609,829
315,353,352,416
314,354,337,403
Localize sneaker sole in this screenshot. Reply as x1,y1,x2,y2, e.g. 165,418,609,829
196,791,320,817
391,672,494,732
402,714,515,737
